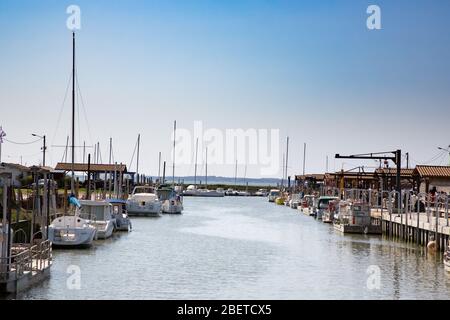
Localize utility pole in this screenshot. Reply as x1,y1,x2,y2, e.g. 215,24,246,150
326,155,329,173
205,147,208,189
406,152,409,169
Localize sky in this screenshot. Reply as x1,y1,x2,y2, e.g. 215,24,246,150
0,0,449,179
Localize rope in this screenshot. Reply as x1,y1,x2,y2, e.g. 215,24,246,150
50,71,72,147
4,138,41,145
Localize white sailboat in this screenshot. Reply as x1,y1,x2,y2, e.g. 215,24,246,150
161,121,183,214
48,32,96,248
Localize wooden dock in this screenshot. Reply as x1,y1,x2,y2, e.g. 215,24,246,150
371,209,450,251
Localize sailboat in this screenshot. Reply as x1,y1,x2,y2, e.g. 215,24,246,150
161,120,183,214
48,32,97,247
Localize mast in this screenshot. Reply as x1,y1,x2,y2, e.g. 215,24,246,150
303,143,306,176
172,121,176,187
71,32,76,194
205,147,208,189
194,138,198,188
234,159,237,188
136,134,140,180
285,136,289,183
158,151,161,183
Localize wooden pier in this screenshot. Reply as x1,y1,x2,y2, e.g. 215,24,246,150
372,209,450,252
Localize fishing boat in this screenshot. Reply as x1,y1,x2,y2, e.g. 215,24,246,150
333,201,381,234
126,186,162,217
316,196,339,220
79,200,116,239
322,199,340,223
48,32,96,248
289,194,302,209
108,199,132,231
158,185,183,214
268,189,280,202
48,196,97,247
298,195,317,216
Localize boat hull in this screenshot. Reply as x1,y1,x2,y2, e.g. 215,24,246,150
48,226,96,247
126,201,162,217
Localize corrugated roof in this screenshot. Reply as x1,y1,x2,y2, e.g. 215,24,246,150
55,162,127,173
414,165,450,178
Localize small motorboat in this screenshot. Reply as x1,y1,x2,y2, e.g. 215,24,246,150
158,186,183,214
108,199,132,231
79,200,116,239
126,186,162,217
268,189,280,202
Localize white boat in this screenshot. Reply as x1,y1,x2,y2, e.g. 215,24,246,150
298,195,317,216
316,196,339,220
289,194,302,209
126,186,162,217
108,199,132,231
333,201,381,234
268,189,280,202
158,186,183,214
48,33,96,248
255,189,268,197
79,200,116,239
237,190,250,197
196,188,225,197
48,214,97,247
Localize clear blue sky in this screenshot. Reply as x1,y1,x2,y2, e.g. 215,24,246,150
1,0,449,178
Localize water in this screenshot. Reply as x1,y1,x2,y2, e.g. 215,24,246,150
13,197,450,299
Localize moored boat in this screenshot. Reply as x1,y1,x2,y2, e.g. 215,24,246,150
126,186,162,217
79,200,116,239
108,199,132,231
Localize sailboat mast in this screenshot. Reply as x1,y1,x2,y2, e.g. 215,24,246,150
136,134,140,180
194,138,198,188
71,32,76,194
172,121,176,187
234,159,237,188
285,136,289,182
205,147,208,189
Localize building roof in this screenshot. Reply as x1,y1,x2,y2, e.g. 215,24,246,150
0,162,30,172
375,168,415,177
414,165,450,178
55,162,128,173
326,171,376,180
295,174,325,181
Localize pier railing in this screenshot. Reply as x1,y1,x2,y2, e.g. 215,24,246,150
0,240,52,282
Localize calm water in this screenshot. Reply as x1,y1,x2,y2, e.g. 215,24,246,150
12,197,450,299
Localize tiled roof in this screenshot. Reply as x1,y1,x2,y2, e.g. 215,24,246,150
414,165,450,178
